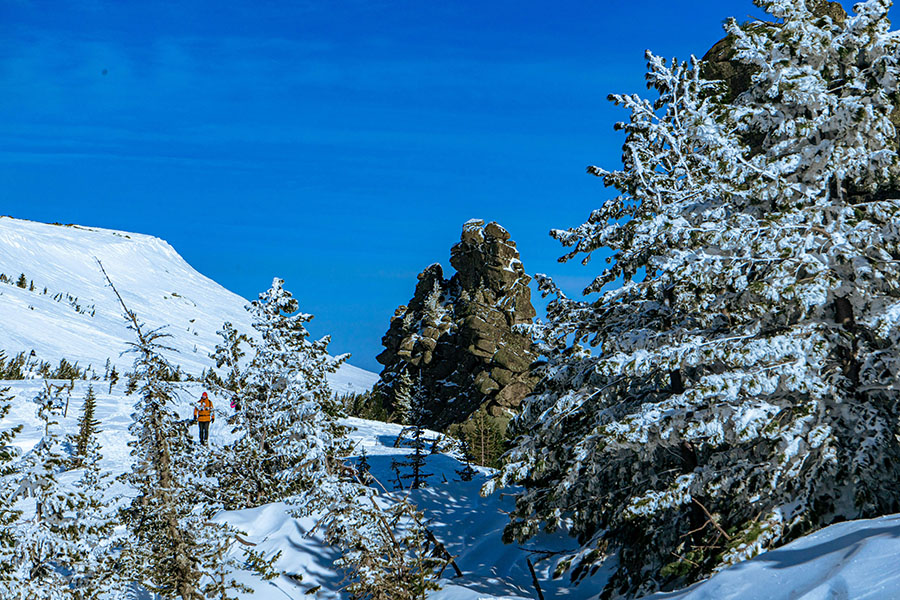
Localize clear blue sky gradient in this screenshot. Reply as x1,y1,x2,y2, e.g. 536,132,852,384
0,0,879,372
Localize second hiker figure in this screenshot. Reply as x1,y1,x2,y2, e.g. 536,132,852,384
194,391,214,445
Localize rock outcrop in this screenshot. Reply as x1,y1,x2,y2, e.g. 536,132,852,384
374,220,538,430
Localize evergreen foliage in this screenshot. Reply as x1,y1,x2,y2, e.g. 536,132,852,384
0,351,27,380
201,367,225,390
15,274,26,289
391,374,432,490
97,259,247,600
339,390,388,422
50,359,81,381
450,408,506,469
214,278,445,597
0,388,23,594
489,0,900,596
7,383,119,599
9,384,76,597
68,438,120,599
454,438,478,482
70,385,100,468
356,448,373,485
107,366,118,394
319,488,444,600
210,322,250,392
220,277,350,508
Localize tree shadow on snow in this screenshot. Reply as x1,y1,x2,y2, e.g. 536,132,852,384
357,452,541,599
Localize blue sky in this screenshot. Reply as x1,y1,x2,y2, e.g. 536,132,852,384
0,0,877,372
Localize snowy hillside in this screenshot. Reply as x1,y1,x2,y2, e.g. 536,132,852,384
0,217,376,394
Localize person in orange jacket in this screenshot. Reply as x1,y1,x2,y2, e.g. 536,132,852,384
194,391,214,445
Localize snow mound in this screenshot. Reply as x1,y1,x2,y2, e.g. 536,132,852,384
648,515,900,600
0,217,376,394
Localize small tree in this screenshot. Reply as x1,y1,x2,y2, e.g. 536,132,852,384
71,385,100,468
356,448,373,485
455,438,478,482
210,322,250,392
69,431,122,599
107,366,119,394
15,274,26,289
220,277,349,509
320,486,444,600
453,408,504,469
9,384,96,597
391,375,432,490
0,388,23,594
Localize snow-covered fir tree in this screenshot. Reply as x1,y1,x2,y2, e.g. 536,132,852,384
70,385,99,468
7,384,102,599
66,425,122,599
454,438,478,482
98,261,247,600
391,368,414,425
0,387,23,596
489,0,900,596
392,374,432,490
107,366,118,394
319,485,443,600
210,321,250,392
355,448,374,485
220,277,349,508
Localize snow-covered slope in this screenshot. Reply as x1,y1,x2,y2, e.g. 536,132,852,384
0,217,376,394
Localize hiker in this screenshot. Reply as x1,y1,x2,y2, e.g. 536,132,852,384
194,391,214,445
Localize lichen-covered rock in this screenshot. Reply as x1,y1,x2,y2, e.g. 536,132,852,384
374,220,538,430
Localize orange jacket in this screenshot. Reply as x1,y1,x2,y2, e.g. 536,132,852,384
194,397,214,423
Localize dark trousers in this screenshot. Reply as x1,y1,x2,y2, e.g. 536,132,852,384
198,421,210,445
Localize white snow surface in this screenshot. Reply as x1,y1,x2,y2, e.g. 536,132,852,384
648,515,900,600
0,217,376,394
4,380,610,599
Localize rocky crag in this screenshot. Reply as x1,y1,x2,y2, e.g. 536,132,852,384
374,220,537,430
